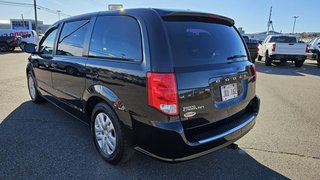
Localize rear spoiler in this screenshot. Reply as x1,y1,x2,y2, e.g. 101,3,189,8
162,12,235,26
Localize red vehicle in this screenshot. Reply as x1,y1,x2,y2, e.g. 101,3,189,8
0,36,21,52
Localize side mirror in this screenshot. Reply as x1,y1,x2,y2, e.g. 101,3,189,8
24,43,37,54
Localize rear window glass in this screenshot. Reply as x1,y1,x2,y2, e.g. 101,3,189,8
269,36,297,43
165,21,248,67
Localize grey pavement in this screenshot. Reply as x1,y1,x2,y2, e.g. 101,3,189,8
0,51,319,179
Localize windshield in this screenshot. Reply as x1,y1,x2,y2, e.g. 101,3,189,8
269,36,297,43
165,21,248,67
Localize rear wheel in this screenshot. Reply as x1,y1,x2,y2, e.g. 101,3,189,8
0,43,9,52
294,60,304,68
91,102,133,164
20,42,26,50
27,72,45,103
257,55,262,61
265,52,272,66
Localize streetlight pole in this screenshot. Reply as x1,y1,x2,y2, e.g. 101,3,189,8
33,0,39,35
292,16,299,34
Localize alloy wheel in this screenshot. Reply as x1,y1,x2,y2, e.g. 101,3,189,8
94,112,117,155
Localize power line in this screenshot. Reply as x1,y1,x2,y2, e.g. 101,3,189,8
0,0,71,17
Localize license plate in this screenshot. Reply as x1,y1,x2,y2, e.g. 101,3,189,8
220,83,238,101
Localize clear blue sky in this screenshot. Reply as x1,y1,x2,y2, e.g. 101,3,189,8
0,0,319,33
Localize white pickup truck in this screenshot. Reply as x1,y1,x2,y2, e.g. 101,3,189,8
257,35,307,67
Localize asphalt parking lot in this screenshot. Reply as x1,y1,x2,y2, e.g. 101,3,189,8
0,51,319,179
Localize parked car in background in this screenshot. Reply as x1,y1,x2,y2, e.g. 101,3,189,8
242,36,258,63
0,35,21,52
257,35,307,67
306,37,320,61
24,9,260,164
0,29,39,50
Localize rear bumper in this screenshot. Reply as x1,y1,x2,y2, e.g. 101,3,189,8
134,96,260,162
270,54,306,61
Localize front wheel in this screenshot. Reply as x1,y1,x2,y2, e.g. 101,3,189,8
91,103,133,164
317,54,320,68
20,42,26,50
27,72,45,103
265,52,272,66
294,60,304,68
0,43,9,52
257,55,262,61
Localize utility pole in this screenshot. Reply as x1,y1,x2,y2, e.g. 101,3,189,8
267,6,274,34
21,14,26,29
33,0,39,35
292,16,299,34
57,10,61,20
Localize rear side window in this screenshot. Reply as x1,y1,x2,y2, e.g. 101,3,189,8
57,20,90,57
89,16,142,62
165,21,248,67
269,36,297,43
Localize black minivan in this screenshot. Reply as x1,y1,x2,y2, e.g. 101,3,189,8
24,8,260,164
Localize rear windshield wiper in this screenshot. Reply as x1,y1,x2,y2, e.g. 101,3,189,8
227,54,247,60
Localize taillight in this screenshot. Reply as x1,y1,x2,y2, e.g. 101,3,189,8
306,46,309,53
147,72,179,116
252,64,257,81
272,44,276,52
256,47,259,52
13,36,17,42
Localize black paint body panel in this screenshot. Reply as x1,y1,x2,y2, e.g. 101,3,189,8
26,8,259,161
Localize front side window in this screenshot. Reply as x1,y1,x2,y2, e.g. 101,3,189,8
57,20,90,57
39,28,58,55
89,16,142,61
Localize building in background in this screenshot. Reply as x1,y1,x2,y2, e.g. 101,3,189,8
0,19,50,35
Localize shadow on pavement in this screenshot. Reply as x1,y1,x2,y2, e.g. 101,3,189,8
0,49,24,55
0,101,288,179
255,60,320,77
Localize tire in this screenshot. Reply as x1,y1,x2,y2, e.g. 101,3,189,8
91,102,133,164
294,60,304,68
280,59,286,63
20,42,26,51
0,43,9,52
9,47,15,51
317,54,320,68
265,52,272,66
257,55,262,61
27,72,45,103
251,58,256,64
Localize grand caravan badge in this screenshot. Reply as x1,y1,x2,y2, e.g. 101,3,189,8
184,111,197,118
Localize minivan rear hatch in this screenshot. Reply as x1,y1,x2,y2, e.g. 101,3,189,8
163,13,256,130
